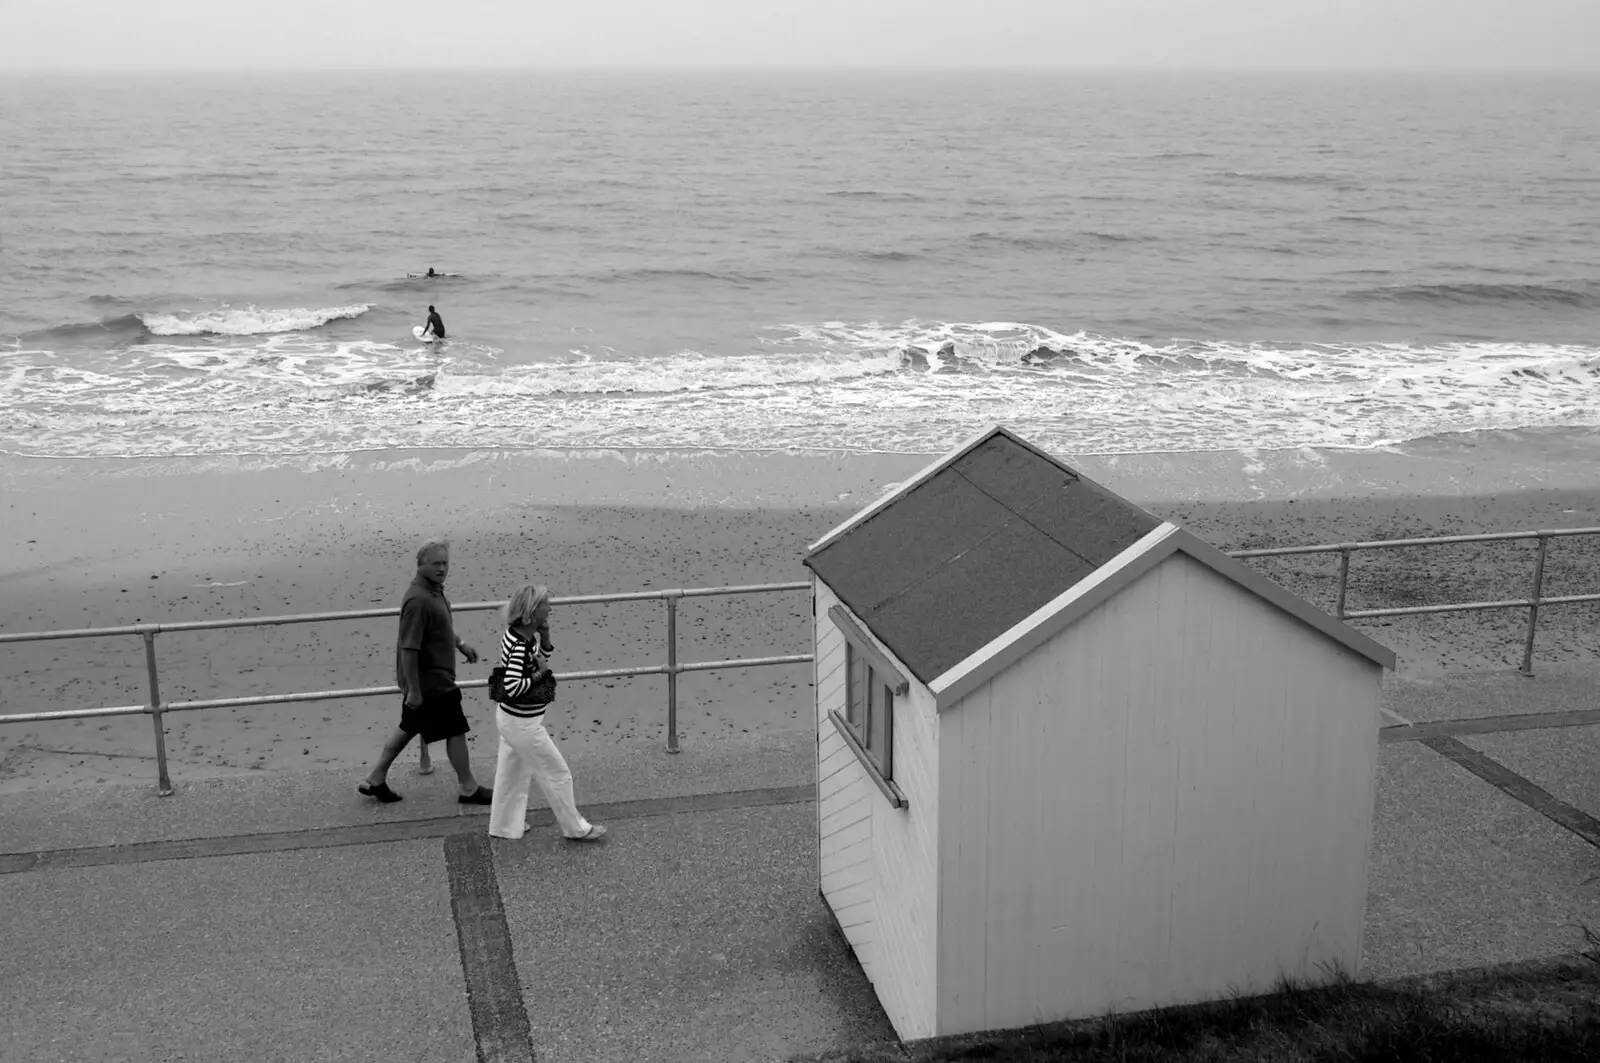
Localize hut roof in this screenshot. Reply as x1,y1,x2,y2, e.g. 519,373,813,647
804,426,1394,693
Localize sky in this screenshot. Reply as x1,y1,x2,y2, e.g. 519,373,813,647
6,0,1597,73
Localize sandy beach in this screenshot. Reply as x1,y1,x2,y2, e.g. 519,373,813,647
6,431,1600,795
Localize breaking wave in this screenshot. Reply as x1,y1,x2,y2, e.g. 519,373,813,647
19,305,378,344
137,304,371,336
1350,281,1600,310
21,313,147,345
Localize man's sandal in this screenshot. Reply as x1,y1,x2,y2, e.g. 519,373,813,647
358,781,403,803
457,786,494,805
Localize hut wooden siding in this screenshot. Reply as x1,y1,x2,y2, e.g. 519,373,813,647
816,581,875,962
935,551,1382,1034
815,580,943,1039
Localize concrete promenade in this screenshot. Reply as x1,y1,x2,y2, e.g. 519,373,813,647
4,667,1600,1062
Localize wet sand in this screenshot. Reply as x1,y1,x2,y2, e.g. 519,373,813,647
5,433,1600,793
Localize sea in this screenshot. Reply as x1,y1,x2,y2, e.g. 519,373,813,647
3,69,1598,463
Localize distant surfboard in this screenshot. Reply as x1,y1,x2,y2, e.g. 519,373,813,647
413,325,440,342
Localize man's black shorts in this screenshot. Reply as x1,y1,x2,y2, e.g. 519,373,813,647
399,688,470,743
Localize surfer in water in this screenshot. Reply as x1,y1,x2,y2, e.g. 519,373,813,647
424,305,446,340
426,267,438,277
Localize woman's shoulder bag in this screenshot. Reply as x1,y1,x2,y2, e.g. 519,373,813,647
487,634,557,709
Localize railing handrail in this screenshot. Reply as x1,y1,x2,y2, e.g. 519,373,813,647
1228,525,1600,558
0,582,814,645
0,654,821,726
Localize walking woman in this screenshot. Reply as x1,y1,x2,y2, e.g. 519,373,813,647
487,584,606,842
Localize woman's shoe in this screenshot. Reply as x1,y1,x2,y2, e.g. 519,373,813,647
567,823,607,842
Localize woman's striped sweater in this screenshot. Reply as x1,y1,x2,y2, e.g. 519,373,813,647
498,628,549,718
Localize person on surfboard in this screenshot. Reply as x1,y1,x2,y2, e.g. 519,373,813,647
423,305,446,340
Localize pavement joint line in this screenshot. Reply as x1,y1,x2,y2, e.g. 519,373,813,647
1421,735,1600,850
1381,706,1600,744
0,783,814,876
445,832,537,1063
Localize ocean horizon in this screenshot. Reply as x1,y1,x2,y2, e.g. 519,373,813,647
4,68,1598,461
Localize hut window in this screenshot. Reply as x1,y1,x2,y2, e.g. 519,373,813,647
845,642,894,779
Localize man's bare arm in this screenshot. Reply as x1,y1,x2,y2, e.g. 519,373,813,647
400,648,423,706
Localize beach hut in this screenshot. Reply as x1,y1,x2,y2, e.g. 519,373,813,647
801,426,1395,1041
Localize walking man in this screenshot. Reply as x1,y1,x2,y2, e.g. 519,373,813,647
360,539,493,805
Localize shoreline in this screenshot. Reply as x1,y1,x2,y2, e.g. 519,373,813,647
10,424,1600,506
6,428,1600,795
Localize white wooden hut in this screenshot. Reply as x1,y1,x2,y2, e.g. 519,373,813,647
801,426,1395,1041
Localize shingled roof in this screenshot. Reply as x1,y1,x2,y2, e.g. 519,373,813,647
804,427,1163,685
804,426,1395,694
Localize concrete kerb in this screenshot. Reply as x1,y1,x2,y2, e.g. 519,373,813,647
1380,663,1600,729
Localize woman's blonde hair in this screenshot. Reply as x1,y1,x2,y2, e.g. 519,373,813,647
503,584,551,628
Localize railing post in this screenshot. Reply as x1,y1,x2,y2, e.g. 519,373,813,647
142,630,174,796
665,592,681,753
1521,534,1550,677
1335,548,1351,620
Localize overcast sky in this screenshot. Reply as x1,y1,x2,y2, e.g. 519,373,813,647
8,0,1596,73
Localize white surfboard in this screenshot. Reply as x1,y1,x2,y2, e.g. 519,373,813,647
413,325,439,342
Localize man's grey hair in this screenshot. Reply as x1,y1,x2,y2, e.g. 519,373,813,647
503,584,551,628
416,539,450,565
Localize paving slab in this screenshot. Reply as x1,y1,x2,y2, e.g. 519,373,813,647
494,801,899,1063
1362,740,1600,980
1461,724,1600,820
0,729,812,854
0,840,472,1063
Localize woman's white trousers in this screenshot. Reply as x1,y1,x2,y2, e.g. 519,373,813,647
487,707,591,840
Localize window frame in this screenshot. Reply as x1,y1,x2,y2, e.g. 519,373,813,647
828,605,909,809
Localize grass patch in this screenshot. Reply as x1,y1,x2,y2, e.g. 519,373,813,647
797,949,1600,1062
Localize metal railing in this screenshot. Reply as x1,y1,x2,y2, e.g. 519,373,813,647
0,582,813,795
1230,526,1600,675
6,525,1600,797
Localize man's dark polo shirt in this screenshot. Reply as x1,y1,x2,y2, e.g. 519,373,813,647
395,575,457,696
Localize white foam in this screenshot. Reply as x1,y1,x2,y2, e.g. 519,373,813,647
435,346,905,398
138,304,370,336
6,320,1600,460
